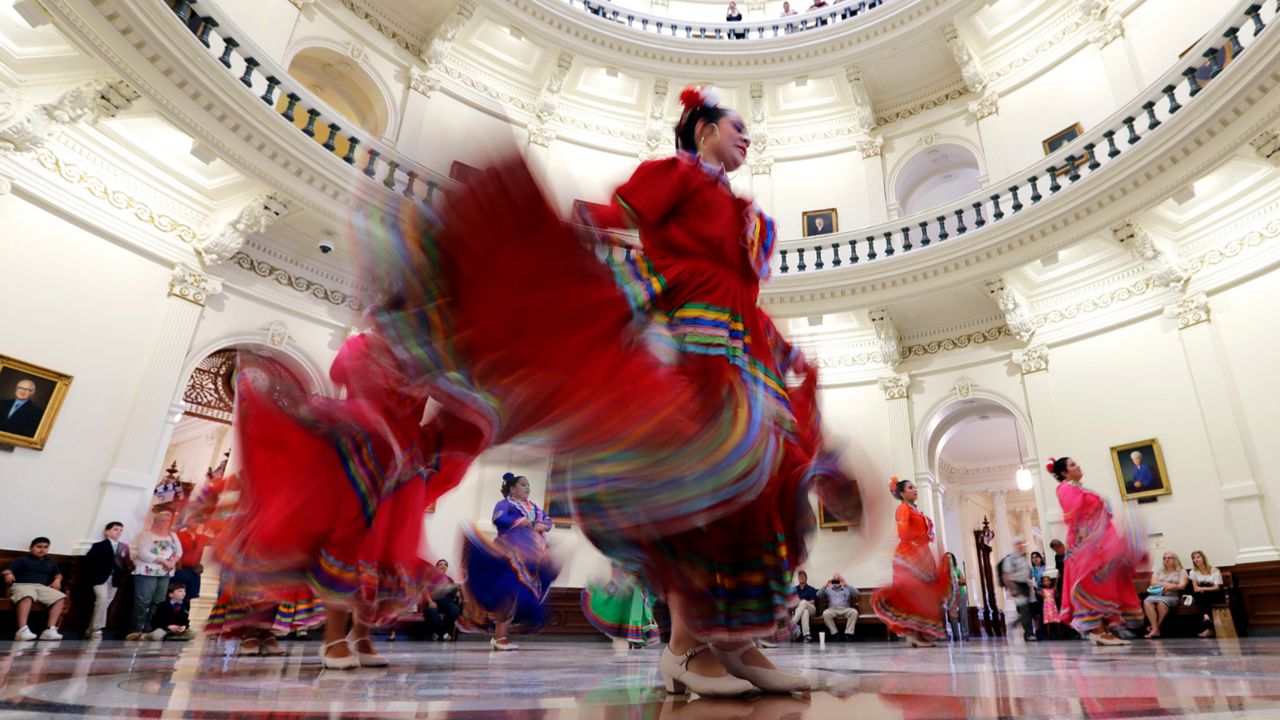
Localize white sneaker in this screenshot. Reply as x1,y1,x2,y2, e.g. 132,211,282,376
145,628,168,641
90,630,104,639
14,626,37,641
442,633,451,641
39,627,63,641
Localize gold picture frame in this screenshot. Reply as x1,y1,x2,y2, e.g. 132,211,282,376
1043,122,1089,174
1110,438,1172,502
818,499,860,530
0,355,74,451
802,208,838,237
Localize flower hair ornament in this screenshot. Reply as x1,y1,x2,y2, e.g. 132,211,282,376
888,476,900,495
678,83,721,112
1044,458,1057,474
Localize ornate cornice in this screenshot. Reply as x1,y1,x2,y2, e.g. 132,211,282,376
985,12,1090,82
1010,344,1049,375
902,325,1012,358
878,373,910,400
339,0,422,55
1163,293,1210,329
876,86,969,127
229,251,364,311
168,263,223,306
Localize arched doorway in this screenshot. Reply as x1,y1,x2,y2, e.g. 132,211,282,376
893,143,983,217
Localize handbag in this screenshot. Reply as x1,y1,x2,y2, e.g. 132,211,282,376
1145,584,1164,596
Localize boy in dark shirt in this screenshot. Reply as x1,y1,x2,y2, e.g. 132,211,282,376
3,537,66,641
128,582,195,641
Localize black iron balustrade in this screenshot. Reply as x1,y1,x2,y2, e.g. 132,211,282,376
771,0,1273,275
571,0,890,41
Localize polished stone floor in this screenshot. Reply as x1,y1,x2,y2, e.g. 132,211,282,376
2,635,1279,719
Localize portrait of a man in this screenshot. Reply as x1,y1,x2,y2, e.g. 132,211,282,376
0,356,73,450
1111,438,1171,501
0,377,44,438
803,208,838,238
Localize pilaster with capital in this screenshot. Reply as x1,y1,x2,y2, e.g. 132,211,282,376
1009,345,1064,542
879,373,917,485
526,51,575,150
87,264,224,547
640,78,671,161
1164,294,1280,562
990,489,1012,559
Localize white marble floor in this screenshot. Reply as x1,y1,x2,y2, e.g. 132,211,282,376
2,635,1279,718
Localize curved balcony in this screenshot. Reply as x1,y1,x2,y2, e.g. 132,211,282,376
769,0,1274,279
571,0,891,41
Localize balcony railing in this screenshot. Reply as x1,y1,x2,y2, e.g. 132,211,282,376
167,0,1274,278
772,0,1275,275
167,0,452,211
571,0,890,40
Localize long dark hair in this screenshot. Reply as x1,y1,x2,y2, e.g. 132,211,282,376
1030,551,1044,567
501,472,525,498
1046,457,1071,482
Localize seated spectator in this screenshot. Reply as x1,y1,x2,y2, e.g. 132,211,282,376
128,582,195,641
791,570,818,641
1143,551,1188,639
425,559,462,641
3,536,66,640
820,573,859,639
1188,550,1225,638
781,0,797,16
132,510,183,635
85,521,131,639
726,1,746,39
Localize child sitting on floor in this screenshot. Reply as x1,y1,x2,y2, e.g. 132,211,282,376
127,582,195,641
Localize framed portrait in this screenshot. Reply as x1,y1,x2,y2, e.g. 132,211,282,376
1043,122,1088,175
449,160,483,185
802,208,838,237
0,355,73,451
1110,438,1172,501
818,498,860,530
1180,38,1235,84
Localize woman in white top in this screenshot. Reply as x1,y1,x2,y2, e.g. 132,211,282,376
130,510,182,633
1142,551,1187,639
1189,550,1225,638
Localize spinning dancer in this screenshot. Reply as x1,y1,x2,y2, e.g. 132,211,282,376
871,478,948,647
1048,457,1144,645
342,83,859,697
460,473,558,651
583,561,660,648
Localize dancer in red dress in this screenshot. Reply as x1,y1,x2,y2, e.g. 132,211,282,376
218,334,483,668
871,477,948,647
338,84,860,696
1048,456,1143,645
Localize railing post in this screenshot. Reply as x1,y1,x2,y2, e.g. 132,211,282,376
865,236,877,261
1103,130,1121,158
780,249,790,274
1065,156,1081,183
218,37,239,68
918,221,930,247
1083,143,1100,171
900,226,912,252
282,92,300,122
342,136,360,165
882,230,895,257
990,194,1004,221
814,245,825,269
1008,186,1023,213
797,247,807,272
830,242,842,267
322,123,340,152
197,17,218,47
1163,85,1182,114
972,201,986,229
1183,67,1203,97
954,209,967,235
260,76,281,105
1142,100,1161,130
301,108,320,137
1047,167,1062,194
1122,116,1141,145
1028,176,1042,203
848,238,859,264
936,215,949,242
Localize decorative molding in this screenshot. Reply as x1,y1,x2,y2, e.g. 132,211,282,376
262,320,292,348
844,64,876,135
0,80,139,154
942,21,988,96
1111,220,1190,291
1078,0,1124,46
878,373,910,400
1010,345,1050,375
1033,277,1154,327
985,13,1091,82
969,90,999,119
642,77,672,160
1163,293,1210,329
868,306,901,369
855,135,884,159
875,86,969,127
198,192,289,266
32,147,201,244
527,50,575,149
902,325,1012,358
749,153,774,175
1253,126,1280,166
340,0,420,55
230,251,364,311
1184,217,1280,274
168,263,223,306
984,275,1036,343
952,376,975,399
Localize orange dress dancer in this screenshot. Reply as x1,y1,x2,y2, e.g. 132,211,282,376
872,478,949,645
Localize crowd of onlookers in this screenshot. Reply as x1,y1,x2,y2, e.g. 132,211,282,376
584,0,883,37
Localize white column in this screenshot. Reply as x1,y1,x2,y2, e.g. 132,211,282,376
1098,35,1142,103
86,265,222,547
990,490,1012,559
858,139,889,223
1011,345,1063,546
878,374,916,479
973,104,1010,180
1017,508,1039,554
930,481,949,553
1165,295,1280,563
396,78,437,162
749,157,775,210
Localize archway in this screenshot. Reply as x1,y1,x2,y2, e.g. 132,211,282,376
893,143,983,217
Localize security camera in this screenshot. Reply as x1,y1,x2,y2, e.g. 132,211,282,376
319,230,336,254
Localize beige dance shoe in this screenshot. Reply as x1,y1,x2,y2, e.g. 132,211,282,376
714,643,812,693
348,635,389,666
1088,632,1130,646
660,644,757,698
490,637,520,651
320,640,360,670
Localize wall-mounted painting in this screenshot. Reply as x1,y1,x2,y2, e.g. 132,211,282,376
803,208,838,237
1111,438,1172,502
818,498,861,530
0,355,73,451
449,161,484,185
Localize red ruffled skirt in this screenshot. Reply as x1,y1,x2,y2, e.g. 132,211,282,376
871,541,949,640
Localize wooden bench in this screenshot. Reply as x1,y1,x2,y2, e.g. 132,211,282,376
0,548,106,637
1134,568,1238,637
802,588,887,641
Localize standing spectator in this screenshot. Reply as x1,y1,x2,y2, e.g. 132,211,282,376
1040,575,1062,639
791,570,819,641
85,521,131,638
942,552,968,641
808,0,830,26
426,559,463,641
1143,552,1188,639
1029,551,1047,638
781,0,797,15
998,537,1036,641
726,1,746,39
131,510,182,634
1049,539,1066,606
1188,550,1224,638
3,537,65,640
819,573,859,640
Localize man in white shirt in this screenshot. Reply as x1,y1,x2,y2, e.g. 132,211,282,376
998,537,1036,641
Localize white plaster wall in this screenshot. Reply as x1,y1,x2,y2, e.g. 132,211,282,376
770,150,868,238
0,195,171,553
210,0,302,64
1123,0,1212,88
544,140,642,215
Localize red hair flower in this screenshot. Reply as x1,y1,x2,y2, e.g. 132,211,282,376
678,84,720,112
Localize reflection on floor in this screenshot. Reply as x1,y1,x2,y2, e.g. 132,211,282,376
2,635,1279,718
